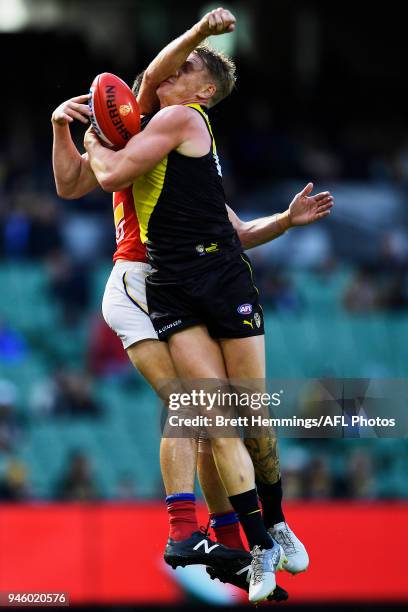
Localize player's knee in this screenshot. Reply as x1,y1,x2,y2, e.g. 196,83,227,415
210,437,235,454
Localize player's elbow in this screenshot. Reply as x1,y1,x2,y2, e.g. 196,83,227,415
142,68,156,87
235,222,252,249
98,175,116,193
56,186,68,199
99,172,131,193
55,183,77,200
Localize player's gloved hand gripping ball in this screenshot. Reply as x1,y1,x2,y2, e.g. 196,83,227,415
89,73,140,149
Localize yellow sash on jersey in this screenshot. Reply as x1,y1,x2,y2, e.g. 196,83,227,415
132,104,216,245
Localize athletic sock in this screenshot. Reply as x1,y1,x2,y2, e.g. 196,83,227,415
166,493,198,541
256,478,285,529
209,511,246,550
229,488,272,550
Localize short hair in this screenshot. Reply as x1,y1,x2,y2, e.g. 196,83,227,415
132,71,145,96
194,44,236,107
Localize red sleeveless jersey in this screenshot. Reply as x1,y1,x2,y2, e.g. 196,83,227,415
112,186,147,263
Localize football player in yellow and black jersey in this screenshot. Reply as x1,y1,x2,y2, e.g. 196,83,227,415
83,9,333,603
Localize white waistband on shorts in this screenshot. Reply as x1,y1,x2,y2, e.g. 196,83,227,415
113,259,153,272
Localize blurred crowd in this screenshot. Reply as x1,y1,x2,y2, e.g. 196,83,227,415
1,15,408,505
1,153,408,320
279,440,401,501
0,359,407,501
0,123,408,502
1,138,407,503
0,448,140,502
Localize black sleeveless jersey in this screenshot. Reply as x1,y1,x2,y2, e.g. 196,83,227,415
132,104,241,275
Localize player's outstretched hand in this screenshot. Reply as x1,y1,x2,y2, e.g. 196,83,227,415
52,94,91,126
288,182,334,226
194,7,236,37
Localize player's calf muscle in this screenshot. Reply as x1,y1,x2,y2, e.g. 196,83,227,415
244,437,281,485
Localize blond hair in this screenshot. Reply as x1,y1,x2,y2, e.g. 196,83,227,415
195,43,236,107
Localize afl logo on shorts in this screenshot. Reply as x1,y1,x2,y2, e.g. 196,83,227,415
238,303,252,315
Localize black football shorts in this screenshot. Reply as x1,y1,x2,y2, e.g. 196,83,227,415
145,251,264,341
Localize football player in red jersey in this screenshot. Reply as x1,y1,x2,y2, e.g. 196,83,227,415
52,7,333,601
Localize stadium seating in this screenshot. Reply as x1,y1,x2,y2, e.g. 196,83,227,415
0,262,407,500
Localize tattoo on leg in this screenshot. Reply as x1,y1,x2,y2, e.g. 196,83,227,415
244,437,281,484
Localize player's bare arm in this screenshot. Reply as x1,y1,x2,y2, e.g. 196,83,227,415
138,7,236,114
52,94,98,199
52,7,235,197
84,105,210,192
227,182,334,250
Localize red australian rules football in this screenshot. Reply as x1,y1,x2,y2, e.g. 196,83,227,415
89,73,141,149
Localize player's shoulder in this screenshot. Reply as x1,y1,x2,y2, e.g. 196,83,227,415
148,105,206,130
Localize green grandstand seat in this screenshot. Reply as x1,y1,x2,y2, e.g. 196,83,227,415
2,262,407,501
90,263,113,309
0,263,60,334
0,357,51,407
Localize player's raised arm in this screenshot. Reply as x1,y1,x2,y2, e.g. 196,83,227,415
52,94,99,199
137,7,236,114
228,183,334,250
